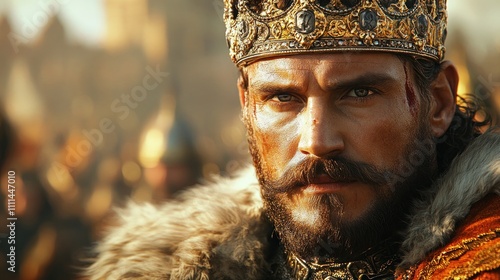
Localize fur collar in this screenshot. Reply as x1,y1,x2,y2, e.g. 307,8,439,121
399,128,500,268
86,129,500,279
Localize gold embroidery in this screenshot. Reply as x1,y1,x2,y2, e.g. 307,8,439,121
399,266,417,280
446,242,500,280
417,228,500,279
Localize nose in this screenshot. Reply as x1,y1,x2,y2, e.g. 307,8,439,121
298,98,344,158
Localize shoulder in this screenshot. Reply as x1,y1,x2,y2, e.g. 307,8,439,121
402,194,500,279
398,129,500,279
85,165,273,280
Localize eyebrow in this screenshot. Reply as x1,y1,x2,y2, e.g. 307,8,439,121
249,72,306,95
250,82,303,96
325,73,398,92
250,72,398,95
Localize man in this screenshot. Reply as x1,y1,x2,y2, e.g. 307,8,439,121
87,0,500,279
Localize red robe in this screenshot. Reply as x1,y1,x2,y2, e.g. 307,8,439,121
398,193,500,279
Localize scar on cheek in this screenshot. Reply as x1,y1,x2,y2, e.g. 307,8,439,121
403,63,418,115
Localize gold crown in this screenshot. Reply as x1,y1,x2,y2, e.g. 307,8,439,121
223,0,447,66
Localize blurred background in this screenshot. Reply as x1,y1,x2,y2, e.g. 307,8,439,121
0,0,498,279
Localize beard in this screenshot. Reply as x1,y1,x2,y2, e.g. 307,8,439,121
244,115,437,262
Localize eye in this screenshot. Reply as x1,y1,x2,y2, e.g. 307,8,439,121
265,93,303,112
346,88,374,98
271,94,296,102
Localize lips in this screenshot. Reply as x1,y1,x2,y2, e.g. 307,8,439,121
302,174,355,195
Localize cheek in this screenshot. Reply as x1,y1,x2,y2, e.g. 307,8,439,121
348,104,417,169
251,105,300,177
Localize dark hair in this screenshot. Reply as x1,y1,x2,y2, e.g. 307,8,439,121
238,54,491,173
400,55,491,173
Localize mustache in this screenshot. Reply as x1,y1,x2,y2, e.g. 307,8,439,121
261,157,390,195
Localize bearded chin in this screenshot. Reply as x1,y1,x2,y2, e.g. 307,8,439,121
261,184,425,262
245,117,436,262
263,192,349,261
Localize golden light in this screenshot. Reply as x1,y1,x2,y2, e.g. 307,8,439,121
456,61,472,99
143,14,168,62
46,162,78,198
138,94,176,168
4,58,46,145
138,128,166,168
122,160,142,183
85,185,113,221
104,0,149,50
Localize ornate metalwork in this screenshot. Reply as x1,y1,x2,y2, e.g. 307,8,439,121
223,0,448,66
284,241,400,280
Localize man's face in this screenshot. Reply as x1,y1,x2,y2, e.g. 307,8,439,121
241,53,438,261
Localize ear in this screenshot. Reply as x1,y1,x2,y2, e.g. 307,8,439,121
237,73,247,109
428,61,458,138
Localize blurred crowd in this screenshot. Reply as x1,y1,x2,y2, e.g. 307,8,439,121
0,1,244,279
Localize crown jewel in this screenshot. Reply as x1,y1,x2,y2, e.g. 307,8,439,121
223,0,447,66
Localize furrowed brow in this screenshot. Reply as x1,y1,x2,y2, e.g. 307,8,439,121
326,73,397,92
249,79,305,95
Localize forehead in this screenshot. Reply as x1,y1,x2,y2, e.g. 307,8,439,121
245,52,405,85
